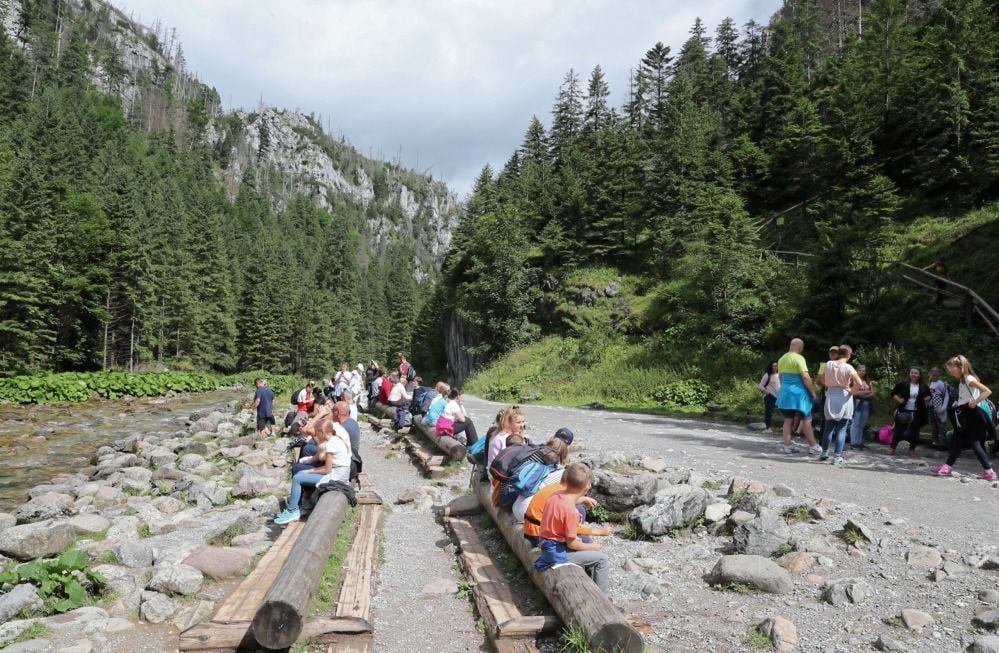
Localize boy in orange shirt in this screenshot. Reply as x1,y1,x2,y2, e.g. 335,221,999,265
532,463,611,593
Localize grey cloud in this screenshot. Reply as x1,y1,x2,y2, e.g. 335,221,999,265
113,0,782,195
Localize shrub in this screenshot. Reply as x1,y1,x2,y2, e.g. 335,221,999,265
0,550,106,613
652,379,712,408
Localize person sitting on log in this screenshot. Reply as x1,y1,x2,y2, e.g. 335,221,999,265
422,382,450,427
512,433,572,522
387,371,412,407
487,405,527,466
438,388,478,446
276,415,352,525
377,371,394,407
532,462,611,593
341,390,359,421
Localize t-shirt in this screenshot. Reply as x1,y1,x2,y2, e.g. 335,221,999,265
758,373,780,397
319,426,352,484
388,382,411,404
348,403,358,421
905,383,919,411
539,491,579,543
443,399,461,421
957,375,981,406
777,352,808,375
342,418,361,454
487,431,511,466
254,387,274,417
823,360,856,389
514,468,564,523
377,381,392,405
423,395,446,425
295,388,315,413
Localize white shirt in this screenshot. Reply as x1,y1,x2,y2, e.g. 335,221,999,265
487,431,510,467
319,425,352,484
957,375,981,406
348,403,358,421
512,468,563,522
388,382,411,404
905,383,919,411
443,399,461,421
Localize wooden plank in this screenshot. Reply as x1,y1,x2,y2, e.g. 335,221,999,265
355,472,374,488
178,616,370,651
497,615,562,638
335,504,382,622
328,634,373,653
211,520,305,623
356,491,383,505
474,481,645,653
400,432,447,479
252,492,352,649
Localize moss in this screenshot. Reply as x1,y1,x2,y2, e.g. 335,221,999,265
137,524,151,538
746,624,771,649
0,623,53,649
701,480,723,491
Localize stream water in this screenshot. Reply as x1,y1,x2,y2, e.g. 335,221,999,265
0,388,248,512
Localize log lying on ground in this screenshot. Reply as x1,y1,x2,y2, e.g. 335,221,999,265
251,491,353,650
368,402,397,420
474,480,644,653
411,419,467,462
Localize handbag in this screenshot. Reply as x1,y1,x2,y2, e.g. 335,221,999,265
895,410,913,425
435,416,455,437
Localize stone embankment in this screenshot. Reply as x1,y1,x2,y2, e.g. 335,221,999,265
0,402,293,652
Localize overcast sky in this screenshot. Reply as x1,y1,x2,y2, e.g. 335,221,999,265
112,0,781,196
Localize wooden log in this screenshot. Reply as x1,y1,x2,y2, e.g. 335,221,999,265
179,617,370,650
474,481,644,653
369,402,397,420
411,419,467,462
442,495,482,518
251,491,351,650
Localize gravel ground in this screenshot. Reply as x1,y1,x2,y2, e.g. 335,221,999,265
363,421,488,653
460,397,999,653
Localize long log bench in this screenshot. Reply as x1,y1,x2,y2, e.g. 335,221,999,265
366,402,467,463
474,479,645,653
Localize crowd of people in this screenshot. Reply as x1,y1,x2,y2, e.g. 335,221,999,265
761,338,997,479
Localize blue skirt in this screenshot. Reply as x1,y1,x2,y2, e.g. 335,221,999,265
776,373,813,416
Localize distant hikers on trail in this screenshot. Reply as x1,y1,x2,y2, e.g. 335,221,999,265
758,341,999,479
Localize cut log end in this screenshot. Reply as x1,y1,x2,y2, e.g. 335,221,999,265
251,600,303,650
591,622,646,653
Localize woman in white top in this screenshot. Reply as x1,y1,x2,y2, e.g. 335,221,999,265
442,389,479,446
757,361,780,432
276,418,336,524
487,405,526,466
932,355,995,479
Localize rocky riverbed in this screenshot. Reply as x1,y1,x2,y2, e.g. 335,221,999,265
0,397,293,652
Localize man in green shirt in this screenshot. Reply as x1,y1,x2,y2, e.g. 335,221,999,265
775,338,822,455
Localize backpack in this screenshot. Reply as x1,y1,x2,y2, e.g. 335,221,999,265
291,387,304,406
489,444,541,485
510,460,554,497
409,387,430,415
406,366,417,383
394,407,411,430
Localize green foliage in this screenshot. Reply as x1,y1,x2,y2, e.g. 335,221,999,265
559,625,590,653
715,581,754,594
0,623,53,649
746,624,771,649
587,504,610,524
0,370,298,404
0,550,106,614
651,379,711,408
782,505,812,524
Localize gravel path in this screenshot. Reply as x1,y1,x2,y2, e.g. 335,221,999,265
460,397,999,652
363,421,487,653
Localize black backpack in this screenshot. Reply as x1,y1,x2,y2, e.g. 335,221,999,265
489,444,542,484
291,387,304,406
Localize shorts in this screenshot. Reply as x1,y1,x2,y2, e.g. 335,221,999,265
780,409,808,420
256,415,275,430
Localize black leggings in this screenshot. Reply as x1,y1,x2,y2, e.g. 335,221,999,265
948,405,993,469
454,419,478,446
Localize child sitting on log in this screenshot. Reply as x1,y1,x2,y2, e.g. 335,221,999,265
531,462,612,593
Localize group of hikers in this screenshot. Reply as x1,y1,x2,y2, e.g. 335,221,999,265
760,338,997,480
250,354,617,594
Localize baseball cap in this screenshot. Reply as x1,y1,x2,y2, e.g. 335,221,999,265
553,427,574,445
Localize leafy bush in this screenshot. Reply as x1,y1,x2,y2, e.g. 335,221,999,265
0,370,299,405
0,550,106,613
651,379,712,408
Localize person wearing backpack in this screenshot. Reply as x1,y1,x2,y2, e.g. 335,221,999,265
512,436,570,520
928,367,952,448
932,355,996,480
398,353,417,390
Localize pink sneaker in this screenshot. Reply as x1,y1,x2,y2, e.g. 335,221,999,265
980,470,997,481
931,464,953,476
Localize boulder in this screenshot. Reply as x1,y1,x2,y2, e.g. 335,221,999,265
151,496,187,514
0,584,44,622
778,552,816,575
773,483,796,497
187,481,229,507
177,453,206,471
590,468,657,511
733,509,790,556
0,513,15,530
148,564,204,596
968,636,999,653
706,555,793,594
823,578,871,606
0,520,75,561
630,485,709,535
171,599,215,631
1,638,51,652
93,486,126,507
906,545,942,568
618,571,665,598
63,514,111,535
728,477,770,496
758,616,797,652
900,608,934,630
973,610,999,630
79,617,134,635
120,467,153,483
874,635,910,652
231,468,280,498
114,541,154,568
704,502,732,523
844,519,878,545
182,547,252,579
795,536,837,555
14,492,74,524
639,458,668,473
728,510,756,527
139,590,179,624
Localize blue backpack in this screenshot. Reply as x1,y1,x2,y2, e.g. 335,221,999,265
511,460,554,497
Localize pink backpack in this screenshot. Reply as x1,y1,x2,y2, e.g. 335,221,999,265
878,424,893,444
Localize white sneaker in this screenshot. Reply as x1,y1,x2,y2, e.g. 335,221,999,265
808,445,823,455
781,444,798,454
